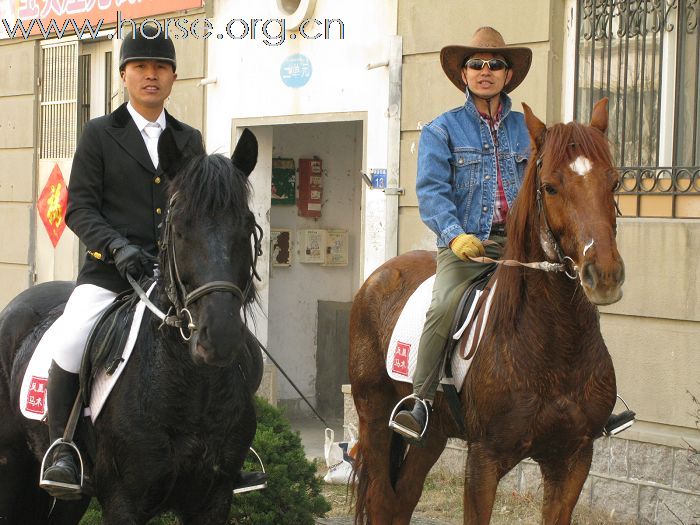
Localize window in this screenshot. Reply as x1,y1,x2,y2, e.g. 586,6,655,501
574,0,700,217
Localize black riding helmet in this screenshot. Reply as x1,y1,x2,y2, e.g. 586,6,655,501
119,24,176,71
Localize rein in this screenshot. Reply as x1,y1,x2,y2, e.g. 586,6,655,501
127,191,263,341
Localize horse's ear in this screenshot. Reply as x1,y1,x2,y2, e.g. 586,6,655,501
232,128,258,177
522,102,547,151
158,127,182,179
590,97,609,134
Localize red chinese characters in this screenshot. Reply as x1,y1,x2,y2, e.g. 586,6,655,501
392,341,411,376
26,376,48,415
37,164,68,247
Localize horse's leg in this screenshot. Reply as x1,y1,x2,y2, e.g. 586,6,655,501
99,489,148,525
47,497,91,525
354,392,404,524
462,443,502,525
391,430,448,525
0,438,53,524
180,486,232,525
539,444,593,525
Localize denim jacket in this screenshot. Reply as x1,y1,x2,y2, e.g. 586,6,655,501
416,91,531,247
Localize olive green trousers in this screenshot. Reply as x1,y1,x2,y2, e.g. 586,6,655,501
413,235,505,401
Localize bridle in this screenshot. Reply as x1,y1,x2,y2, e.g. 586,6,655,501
533,151,579,280
128,191,263,341
468,130,581,280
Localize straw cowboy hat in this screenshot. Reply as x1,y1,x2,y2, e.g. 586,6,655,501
440,26,532,93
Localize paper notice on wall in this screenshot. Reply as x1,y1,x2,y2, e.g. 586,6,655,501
323,229,348,266
298,229,326,263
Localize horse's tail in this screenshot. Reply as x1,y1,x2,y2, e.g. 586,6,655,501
352,428,408,525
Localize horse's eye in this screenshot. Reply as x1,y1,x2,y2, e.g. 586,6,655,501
543,184,558,196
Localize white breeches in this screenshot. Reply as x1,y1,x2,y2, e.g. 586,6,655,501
35,284,117,373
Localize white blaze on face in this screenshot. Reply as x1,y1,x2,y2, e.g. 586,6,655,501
583,239,595,257
569,155,592,177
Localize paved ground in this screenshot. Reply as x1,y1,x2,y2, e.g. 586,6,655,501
290,416,452,525
289,413,345,462
315,519,451,524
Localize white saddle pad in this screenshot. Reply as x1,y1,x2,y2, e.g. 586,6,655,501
385,275,497,392
20,282,156,423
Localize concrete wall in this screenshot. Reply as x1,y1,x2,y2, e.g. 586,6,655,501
0,40,37,308
599,219,700,448
267,121,363,402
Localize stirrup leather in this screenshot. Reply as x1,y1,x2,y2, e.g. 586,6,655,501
389,394,429,441
233,446,267,495
39,438,84,494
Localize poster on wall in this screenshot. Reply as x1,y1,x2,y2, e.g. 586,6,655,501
270,229,292,267
298,229,326,263
323,229,349,266
272,158,296,205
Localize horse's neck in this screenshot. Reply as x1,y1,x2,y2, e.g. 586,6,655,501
519,270,600,360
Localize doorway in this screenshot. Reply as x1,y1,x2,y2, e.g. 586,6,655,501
264,120,363,420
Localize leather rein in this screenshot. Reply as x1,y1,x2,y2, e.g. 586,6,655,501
128,191,263,341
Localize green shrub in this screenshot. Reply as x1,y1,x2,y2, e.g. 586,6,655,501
229,396,331,524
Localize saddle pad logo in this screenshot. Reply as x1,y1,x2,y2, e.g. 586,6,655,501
392,342,411,376
25,376,48,415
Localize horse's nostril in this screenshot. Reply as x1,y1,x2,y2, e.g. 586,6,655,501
582,262,597,289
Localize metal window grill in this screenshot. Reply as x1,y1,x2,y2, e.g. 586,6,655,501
40,41,78,160
574,0,700,217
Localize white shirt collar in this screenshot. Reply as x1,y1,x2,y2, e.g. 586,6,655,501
126,101,166,132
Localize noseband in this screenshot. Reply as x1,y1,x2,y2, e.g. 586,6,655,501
128,192,263,341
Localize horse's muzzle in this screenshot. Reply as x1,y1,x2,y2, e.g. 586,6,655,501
580,259,625,305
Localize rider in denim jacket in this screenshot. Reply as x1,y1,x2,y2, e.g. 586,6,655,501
417,94,530,248
390,27,533,441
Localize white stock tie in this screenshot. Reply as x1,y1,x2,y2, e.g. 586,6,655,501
143,123,162,169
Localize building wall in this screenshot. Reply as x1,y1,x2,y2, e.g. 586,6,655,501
0,40,37,308
207,0,398,281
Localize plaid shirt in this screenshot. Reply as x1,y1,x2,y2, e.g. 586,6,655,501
480,108,509,225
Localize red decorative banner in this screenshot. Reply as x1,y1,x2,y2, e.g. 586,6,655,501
37,164,68,247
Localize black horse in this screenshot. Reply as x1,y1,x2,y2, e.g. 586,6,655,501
0,128,264,524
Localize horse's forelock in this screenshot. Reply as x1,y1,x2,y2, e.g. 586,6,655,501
168,153,251,220
542,121,614,173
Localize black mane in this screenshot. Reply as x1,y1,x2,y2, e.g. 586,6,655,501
168,153,251,220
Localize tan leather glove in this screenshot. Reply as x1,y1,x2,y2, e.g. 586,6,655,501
449,233,485,261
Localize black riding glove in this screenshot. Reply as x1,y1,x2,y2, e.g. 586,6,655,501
111,242,157,280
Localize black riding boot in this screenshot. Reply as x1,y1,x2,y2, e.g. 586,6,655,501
604,410,636,436
40,361,82,500
391,398,431,442
233,471,268,494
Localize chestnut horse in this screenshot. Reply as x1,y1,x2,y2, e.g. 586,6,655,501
349,99,624,525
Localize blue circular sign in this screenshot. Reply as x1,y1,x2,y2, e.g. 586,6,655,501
280,54,312,88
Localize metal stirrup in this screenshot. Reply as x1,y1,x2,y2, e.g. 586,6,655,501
388,394,430,441
39,438,85,491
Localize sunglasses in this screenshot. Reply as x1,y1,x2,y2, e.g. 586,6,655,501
464,58,509,71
